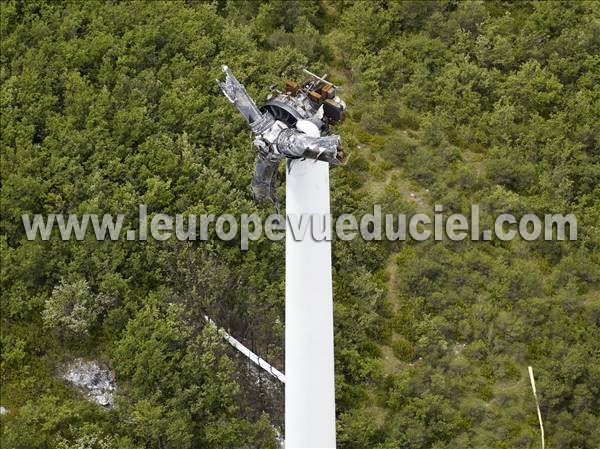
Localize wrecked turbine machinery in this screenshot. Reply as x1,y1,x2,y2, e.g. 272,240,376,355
217,65,346,205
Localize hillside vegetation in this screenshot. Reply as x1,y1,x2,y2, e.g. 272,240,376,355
1,1,599,448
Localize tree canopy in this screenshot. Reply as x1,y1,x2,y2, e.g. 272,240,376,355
1,1,599,448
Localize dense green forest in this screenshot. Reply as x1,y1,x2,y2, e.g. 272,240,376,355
1,1,599,448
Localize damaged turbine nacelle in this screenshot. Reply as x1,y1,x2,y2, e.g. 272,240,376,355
217,65,346,204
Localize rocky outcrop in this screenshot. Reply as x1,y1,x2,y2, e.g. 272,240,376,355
59,359,116,408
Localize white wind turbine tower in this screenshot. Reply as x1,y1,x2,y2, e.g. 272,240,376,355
285,153,336,449
218,65,345,448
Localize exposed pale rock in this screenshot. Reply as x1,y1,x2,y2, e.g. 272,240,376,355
60,359,116,407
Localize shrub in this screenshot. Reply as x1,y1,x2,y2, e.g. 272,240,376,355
391,336,415,362
42,279,98,338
